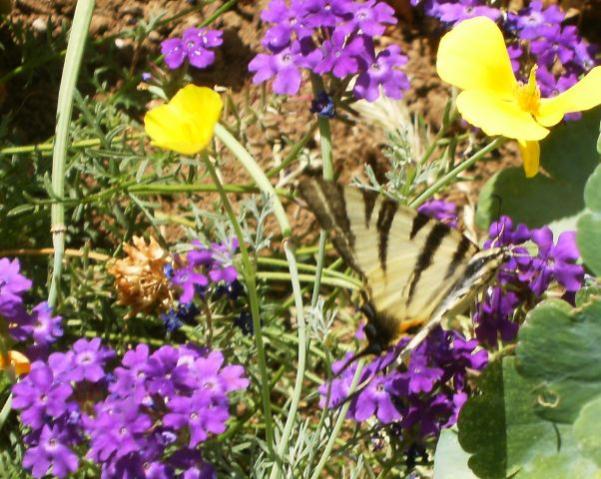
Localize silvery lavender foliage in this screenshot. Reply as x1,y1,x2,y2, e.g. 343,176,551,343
249,0,410,101
12,341,248,478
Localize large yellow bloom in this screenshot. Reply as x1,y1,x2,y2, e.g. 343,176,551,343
144,85,223,155
436,17,601,177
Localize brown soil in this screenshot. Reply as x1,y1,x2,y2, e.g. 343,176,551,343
2,0,598,243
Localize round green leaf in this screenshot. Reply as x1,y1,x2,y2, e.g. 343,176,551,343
458,358,558,478
517,299,601,423
577,164,601,275
574,395,601,467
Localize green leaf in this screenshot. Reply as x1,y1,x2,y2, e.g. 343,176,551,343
458,357,600,478
516,299,601,423
577,164,601,275
476,108,601,230
522,424,600,479
573,395,601,467
458,358,557,478
597,120,601,155
433,429,478,479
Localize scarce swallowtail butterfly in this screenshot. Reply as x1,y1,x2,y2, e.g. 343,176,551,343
299,178,511,361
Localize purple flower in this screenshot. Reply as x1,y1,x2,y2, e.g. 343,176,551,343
354,43,409,102
187,350,249,396
353,374,402,423
249,46,304,95
12,362,72,429
164,393,230,447
251,0,410,100
348,0,396,36
525,228,584,295
182,28,223,69
320,327,485,438
145,345,191,397
183,464,217,479
436,3,501,24
313,31,366,78
161,27,222,70
24,302,63,347
86,400,152,463
473,287,520,347
170,238,240,305
0,257,32,318
68,338,114,383
418,199,458,228
22,425,78,478
161,38,186,69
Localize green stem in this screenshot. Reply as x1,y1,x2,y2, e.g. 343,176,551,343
48,0,95,307
269,243,307,478
309,361,365,479
214,123,291,237
266,122,319,178
202,154,276,454
410,137,505,208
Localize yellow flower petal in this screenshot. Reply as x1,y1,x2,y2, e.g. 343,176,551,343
144,85,223,155
536,66,601,127
436,17,517,99
456,90,549,141
0,350,31,376
518,140,540,178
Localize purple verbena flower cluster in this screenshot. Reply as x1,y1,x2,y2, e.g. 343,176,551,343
0,258,63,360
507,1,597,100
161,28,223,70
320,328,487,439
164,238,240,332
249,0,410,101
12,340,248,478
474,216,584,347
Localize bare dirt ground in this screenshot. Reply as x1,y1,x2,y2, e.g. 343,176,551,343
2,0,600,240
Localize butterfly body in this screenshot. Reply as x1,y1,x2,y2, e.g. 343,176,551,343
299,178,509,354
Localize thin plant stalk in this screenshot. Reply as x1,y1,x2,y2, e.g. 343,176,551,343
48,0,95,307
309,361,365,479
410,137,506,208
202,153,276,455
214,123,291,237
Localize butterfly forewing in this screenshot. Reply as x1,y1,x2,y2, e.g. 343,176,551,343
299,178,483,348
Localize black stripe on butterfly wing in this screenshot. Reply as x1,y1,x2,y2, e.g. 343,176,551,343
406,222,452,304
376,199,399,273
362,189,378,228
298,178,360,273
444,236,474,280
410,213,431,240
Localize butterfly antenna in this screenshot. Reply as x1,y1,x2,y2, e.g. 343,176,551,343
333,344,381,379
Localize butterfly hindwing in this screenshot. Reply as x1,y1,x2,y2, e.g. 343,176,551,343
299,178,481,347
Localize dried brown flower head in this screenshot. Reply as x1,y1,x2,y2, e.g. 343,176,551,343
108,236,172,318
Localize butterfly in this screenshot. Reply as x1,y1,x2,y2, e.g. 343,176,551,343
298,177,510,361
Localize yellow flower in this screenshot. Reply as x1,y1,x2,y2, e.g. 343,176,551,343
0,350,30,376
144,85,223,155
436,16,601,177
